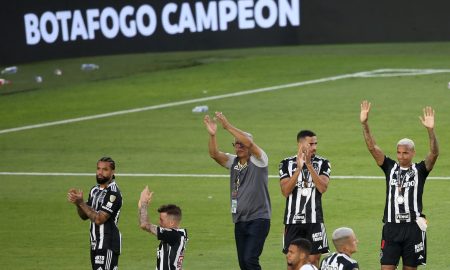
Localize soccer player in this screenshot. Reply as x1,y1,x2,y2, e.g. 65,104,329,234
138,186,188,270
67,156,122,270
320,227,359,270
360,100,439,270
279,130,331,267
287,238,318,270
204,112,271,270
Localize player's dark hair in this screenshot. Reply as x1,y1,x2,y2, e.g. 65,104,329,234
289,238,312,256
158,204,182,221
98,156,116,170
297,130,316,141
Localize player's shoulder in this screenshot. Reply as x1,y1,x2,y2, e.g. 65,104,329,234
107,181,122,195
300,264,318,270
314,154,329,162
339,253,358,265
280,155,296,163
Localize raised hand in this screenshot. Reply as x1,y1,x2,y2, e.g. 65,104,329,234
296,145,306,169
138,186,153,208
203,115,217,135
304,145,313,165
360,100,371,124
214,111,231,130
419,106,435,129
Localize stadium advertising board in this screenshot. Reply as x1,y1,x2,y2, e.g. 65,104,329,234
1,0,301,64
1,0,450,64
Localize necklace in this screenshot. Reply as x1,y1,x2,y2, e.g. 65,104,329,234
396,165,411,204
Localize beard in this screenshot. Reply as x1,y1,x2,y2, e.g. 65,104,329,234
96,175,111,184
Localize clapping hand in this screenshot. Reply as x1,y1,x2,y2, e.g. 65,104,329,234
67,188,83,204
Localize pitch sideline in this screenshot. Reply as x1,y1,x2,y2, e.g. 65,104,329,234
0,171,449,180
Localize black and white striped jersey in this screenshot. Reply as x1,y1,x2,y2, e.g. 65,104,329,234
279,155,331,224
87,181,122,254
156,227,188,270
380,157,429,223
320,252,359,270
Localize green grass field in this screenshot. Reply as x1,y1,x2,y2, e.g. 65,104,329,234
1,42,450,269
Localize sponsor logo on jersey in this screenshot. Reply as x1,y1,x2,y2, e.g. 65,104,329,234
415,242,424,253
312,232,323,242
293,213,305,221
95,255,105,264
396,213,410,220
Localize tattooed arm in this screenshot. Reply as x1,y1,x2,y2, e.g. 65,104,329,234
420,106,439,171
360,100,385,166
138,186,158,235
68,188,110,224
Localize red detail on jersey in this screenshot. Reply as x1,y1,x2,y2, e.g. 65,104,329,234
381,240,385,249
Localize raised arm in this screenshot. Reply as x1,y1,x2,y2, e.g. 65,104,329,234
67,189,110,225
420,106,439,171
360,100,385,166
204,115,230,167
215,112,263,159
138,186,158,235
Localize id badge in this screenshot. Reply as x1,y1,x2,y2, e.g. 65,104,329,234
231,199,237,213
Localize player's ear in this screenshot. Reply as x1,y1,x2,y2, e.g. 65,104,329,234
299,252,306,260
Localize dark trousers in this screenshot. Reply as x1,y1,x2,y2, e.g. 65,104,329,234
234,218,270,270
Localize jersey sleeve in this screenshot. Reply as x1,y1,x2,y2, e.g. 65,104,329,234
379,156,395,183
250,148,268,168
319,159,331,177
224,153,236,169
157,227,182,246
417,160,430,180
279,159,290,180
347,262,359,270
101,189,122,215
380,156,393,170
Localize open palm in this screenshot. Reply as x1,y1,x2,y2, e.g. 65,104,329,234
420,106,435,129
203,115,217,135
360,100,371,123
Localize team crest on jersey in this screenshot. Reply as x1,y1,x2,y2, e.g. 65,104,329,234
312,162,319,171
110,195,116,202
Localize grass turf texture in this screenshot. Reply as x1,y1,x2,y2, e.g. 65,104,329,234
1,42,450,269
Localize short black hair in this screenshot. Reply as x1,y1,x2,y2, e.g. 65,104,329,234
289,238,312,255
297,130,316,141
98,156,116,170
158,204,182,221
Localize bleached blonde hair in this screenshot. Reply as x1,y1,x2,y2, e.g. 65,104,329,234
397,138,415,150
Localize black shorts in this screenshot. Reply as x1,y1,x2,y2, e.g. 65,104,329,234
91,249,119,270
283,223,329,254
380,222,426,267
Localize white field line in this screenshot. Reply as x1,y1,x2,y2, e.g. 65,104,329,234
1,171,450,180
3,68,450,135
0,72,360,134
